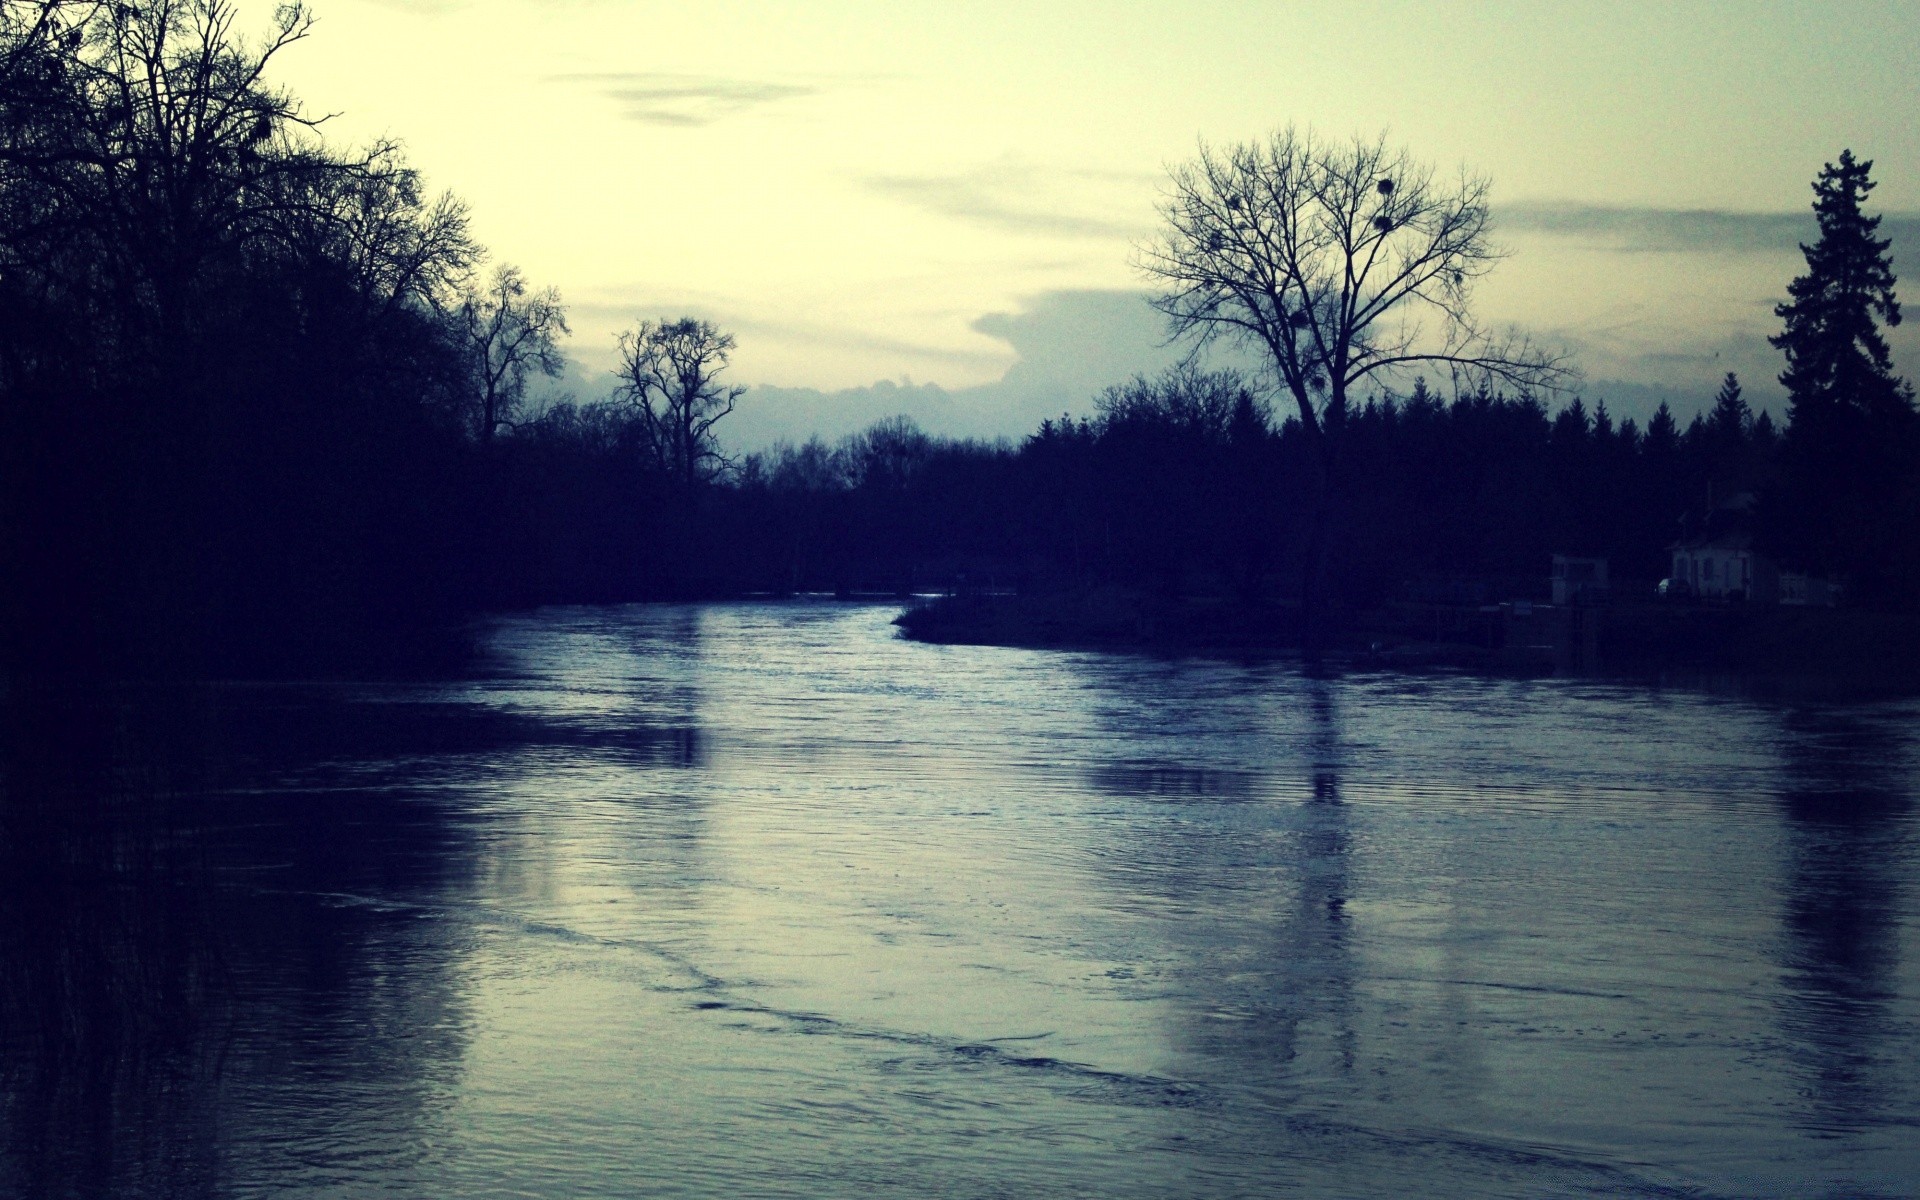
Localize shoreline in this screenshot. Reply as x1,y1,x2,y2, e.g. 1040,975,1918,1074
894,589,1920,697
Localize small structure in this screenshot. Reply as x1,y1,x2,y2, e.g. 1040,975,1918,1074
1668,534,1843,606
1550,555,1608,605
1671,533,1766,601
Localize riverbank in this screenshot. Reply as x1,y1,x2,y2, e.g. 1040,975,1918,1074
892,589,1307,657
895,588,1920,692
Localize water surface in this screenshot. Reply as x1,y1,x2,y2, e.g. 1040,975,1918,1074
3,602,1917,1197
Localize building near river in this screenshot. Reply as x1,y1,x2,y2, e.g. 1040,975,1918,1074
1671,533,1764,600
1669,533,1838,605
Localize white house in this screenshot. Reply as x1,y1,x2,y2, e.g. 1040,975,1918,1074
1670,533,1762,600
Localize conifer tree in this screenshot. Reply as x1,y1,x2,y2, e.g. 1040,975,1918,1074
1765,150,1919,600
1698,372,1762,502
1707,373,1750,440
1770,151,1913,428
1645,402,1679,455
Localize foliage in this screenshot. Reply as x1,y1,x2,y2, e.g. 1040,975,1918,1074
1771,151,1909,426
1764,150,1920,601
0,0,482,672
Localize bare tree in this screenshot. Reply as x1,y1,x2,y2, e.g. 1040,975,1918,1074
457,264,568,441
1138,127,1569,438
0,2,92,96
613,317,743,490
1137,128,1570,648
0,0,479,388
0,0,331,363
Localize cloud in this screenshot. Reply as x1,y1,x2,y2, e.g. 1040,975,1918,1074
727,316,1008,373
1501,200,1920,257
1501,201,1807,253
865,159,1152,239
720,290,1222,452
550,72,819,126
726,380,964,452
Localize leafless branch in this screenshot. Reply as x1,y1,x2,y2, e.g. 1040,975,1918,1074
1136,127,1574,440
613,317,744,488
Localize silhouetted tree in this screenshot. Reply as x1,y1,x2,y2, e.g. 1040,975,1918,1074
1645,402,1679,455
0,0,484,671
1137,128,1569,646
1708,372,1751,438
1767,150,1919,600
456,264,568,442
1692,372,1765,505
1139,128,1570,441
1772,152,1910,428
613,317,742,491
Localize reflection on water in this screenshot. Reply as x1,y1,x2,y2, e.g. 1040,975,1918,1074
1775,709,1913,1138
0,685,478,1198
2,602,1918,1198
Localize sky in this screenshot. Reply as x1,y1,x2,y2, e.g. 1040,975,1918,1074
253,0,1920,445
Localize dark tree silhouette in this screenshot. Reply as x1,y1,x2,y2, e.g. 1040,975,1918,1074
1136,128,1570,647
1708,373,1750,439
1766,150,1919,600
1772,151,1910,427
613,317,743,491
0,0,484,672
456,264,569,442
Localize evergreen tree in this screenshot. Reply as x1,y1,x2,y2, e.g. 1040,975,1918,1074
1707,373,1750,440
1683,412,1709,450
1699,372,1759,499
1765,150,1919,601
1771,151,1912,427
1551,397,1591,445
1645,402,1679,455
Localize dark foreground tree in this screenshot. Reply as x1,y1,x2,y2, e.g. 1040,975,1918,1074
1708,373,1750,439
1766,150,1919,601
0,0,482,672
1137,128,1569,647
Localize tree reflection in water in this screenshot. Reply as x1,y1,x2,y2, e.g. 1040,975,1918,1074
0,684,478,1199
3,606,1919,1199
1774,706,1915,1135
1079,664,1357,1086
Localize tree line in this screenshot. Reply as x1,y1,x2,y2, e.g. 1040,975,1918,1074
495,137,1916,637
539,364,1782,617
0,1,743,673
1,2,1913,675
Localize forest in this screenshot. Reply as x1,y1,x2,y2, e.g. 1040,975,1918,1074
2,1,1916,677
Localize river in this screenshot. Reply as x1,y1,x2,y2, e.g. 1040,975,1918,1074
2,601,1916,1198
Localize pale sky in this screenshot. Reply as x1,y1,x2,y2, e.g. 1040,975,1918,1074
254,0,1920,438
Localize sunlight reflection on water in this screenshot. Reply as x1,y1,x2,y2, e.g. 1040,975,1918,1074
3,601,1918,1198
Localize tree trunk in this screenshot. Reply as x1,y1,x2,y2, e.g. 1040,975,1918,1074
1297,427,1339,661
